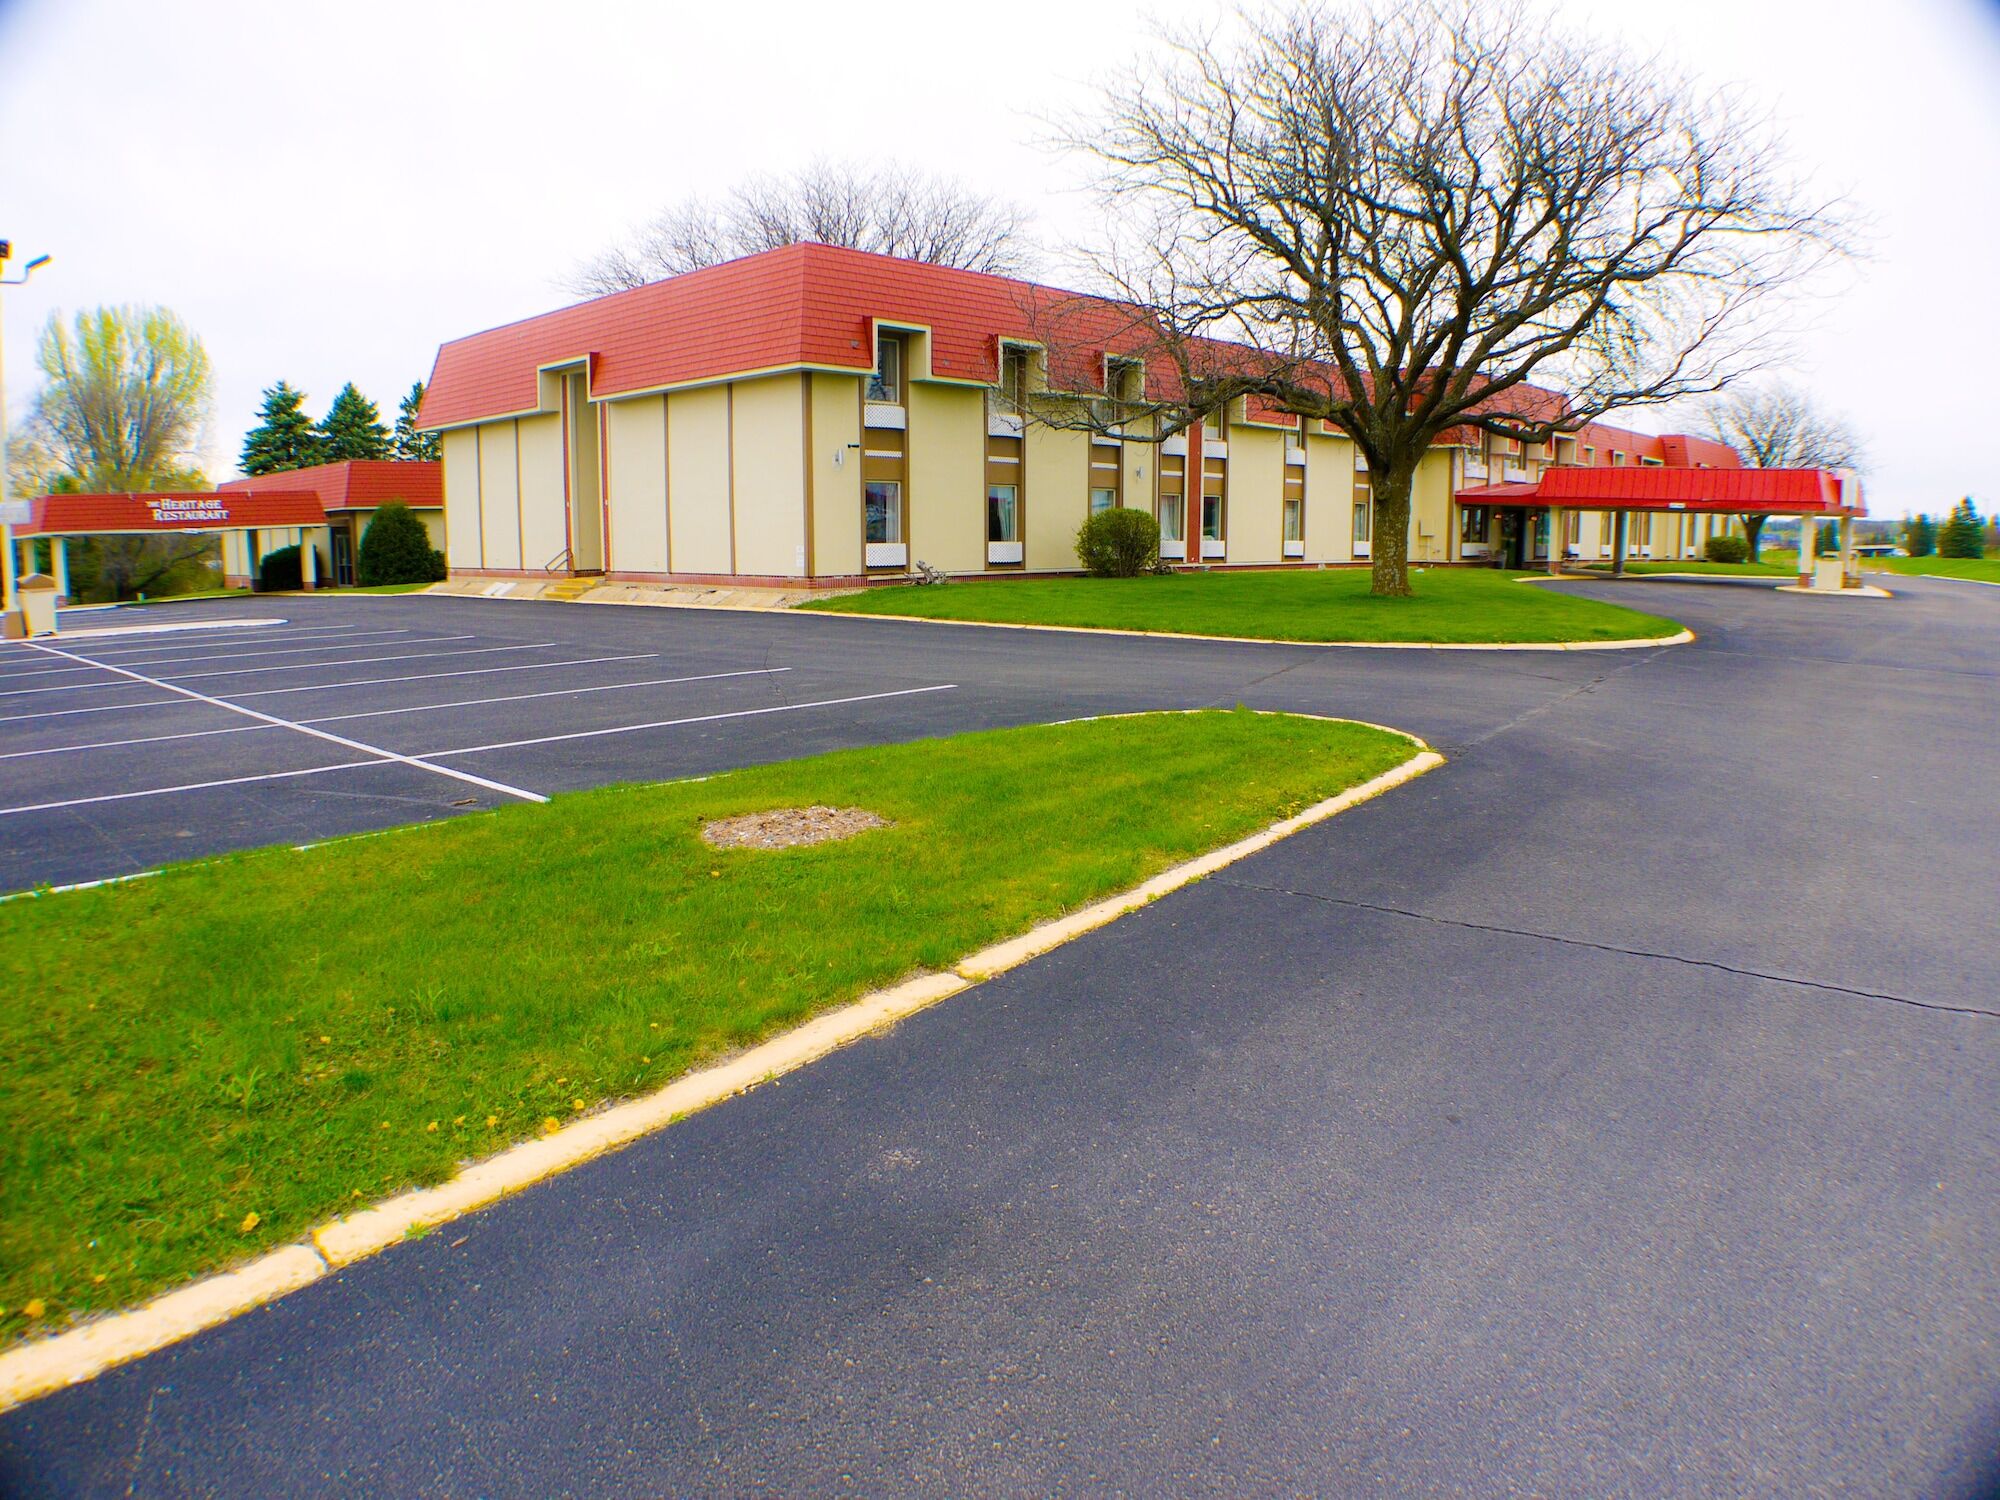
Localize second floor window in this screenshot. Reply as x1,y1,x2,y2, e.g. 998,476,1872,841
1001,347,1030,411
869,333,902,404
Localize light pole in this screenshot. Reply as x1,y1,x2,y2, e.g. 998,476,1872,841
1,241,53,616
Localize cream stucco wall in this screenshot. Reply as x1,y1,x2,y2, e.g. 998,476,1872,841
1225,425,1287,565
517,413,567,572
906,382,985,574
809,373,863,577
441,427,482,570
667,384,734,574
603,395,669,575
1025,422,1090,573
731,375,807,577
1409,451,1455,564
1302,432,1354,563
476,421,521,570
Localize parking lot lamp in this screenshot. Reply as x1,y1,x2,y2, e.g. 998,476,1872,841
1,243,53,614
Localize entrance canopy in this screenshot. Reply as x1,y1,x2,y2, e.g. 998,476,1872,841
1457,466,1864,517
13,490,328,537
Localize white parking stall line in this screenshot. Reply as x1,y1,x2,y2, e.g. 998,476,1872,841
0,653,661,724
427,683,958,758
0,632,471,679
224,652,659,701
0,641,558,700
0,721,270,762
0,667,792,762
0,758,392,818
55,624,416,659
13,641,548,808
301,667,792,725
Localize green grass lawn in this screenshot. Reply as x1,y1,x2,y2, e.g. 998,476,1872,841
1863,556,2000,583
0,711,1414,1342
801,567,1682,644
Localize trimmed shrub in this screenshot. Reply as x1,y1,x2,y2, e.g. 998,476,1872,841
1703,533,1749,564
1074,506,1161,577
357,501,447,585
255,544,326,592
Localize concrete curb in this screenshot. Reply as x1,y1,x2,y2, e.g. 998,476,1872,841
0,729,1443,1412
783,607,1693,653
1774,583,1894,599
417,575,1690,651
7,618,288,643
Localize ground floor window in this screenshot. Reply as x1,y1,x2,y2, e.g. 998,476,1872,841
1283,497,1304,544
1201,494,1223,541
987,484,1019,542
1089,488,1116,516
1159,493,1185,542
1459,505,1489,544
1353,499,1371,545
865,481,902,544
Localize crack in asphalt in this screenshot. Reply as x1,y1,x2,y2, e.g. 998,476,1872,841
1212,878,2000,1021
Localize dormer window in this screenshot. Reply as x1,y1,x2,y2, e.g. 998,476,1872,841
1106,357,1143,406
869,332,902,404
1001,346,1031,411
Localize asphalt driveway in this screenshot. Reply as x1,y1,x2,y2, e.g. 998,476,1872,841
2,577,1995,1496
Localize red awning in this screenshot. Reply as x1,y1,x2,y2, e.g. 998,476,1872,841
17,491,328,537
1456,466,1862,517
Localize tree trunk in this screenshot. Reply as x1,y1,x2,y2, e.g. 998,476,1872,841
1743,514,1765,562
1368,464,1415,597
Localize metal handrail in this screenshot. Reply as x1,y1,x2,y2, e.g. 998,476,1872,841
543,547,572,575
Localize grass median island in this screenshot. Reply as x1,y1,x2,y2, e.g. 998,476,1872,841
0,710,1416,1343
1865,556,2000,583
800,566,1683,644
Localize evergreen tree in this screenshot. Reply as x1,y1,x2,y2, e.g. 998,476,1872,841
392,382,441,462
1903,514,1936,557
315,382,391,462
239,381,320,475
1937,498,1985,559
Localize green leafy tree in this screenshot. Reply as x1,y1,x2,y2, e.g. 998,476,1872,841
391,383,441,462
315,383,390,462
1937,498,1985,559
356,501,446,585
1903,514,1935,556
239,381,321,474
24,305,218,601
31,305,212,491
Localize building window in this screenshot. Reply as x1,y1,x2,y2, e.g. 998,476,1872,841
1353,499,1372,544
869,333,902,404
1001,346,1031,411
987,484,1019,543
1201,494,1223,541
1583,445,1596,464
1611,450,1625,466
865,480,902,544
1283,496,1304,543
1107,357,1143,405
1089,488,1116,516
1284,422,1304,454
1459,505,1489,543
1159,493,1185,542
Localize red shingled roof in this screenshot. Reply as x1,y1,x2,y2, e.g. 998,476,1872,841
420,243,1585,435
20,491,327,537
217,460,441,509
1458,466,1861,515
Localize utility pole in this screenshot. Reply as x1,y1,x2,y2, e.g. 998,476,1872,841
0,239,54,615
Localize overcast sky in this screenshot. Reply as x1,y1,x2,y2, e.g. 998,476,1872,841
2,0,1995,517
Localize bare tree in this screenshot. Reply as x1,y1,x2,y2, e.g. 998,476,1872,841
567,160,1034,295
1705,380,1863,558
1029,0,1842,596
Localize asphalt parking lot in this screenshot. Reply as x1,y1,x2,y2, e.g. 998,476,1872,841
4,578,1997,1497
0,599,987,892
